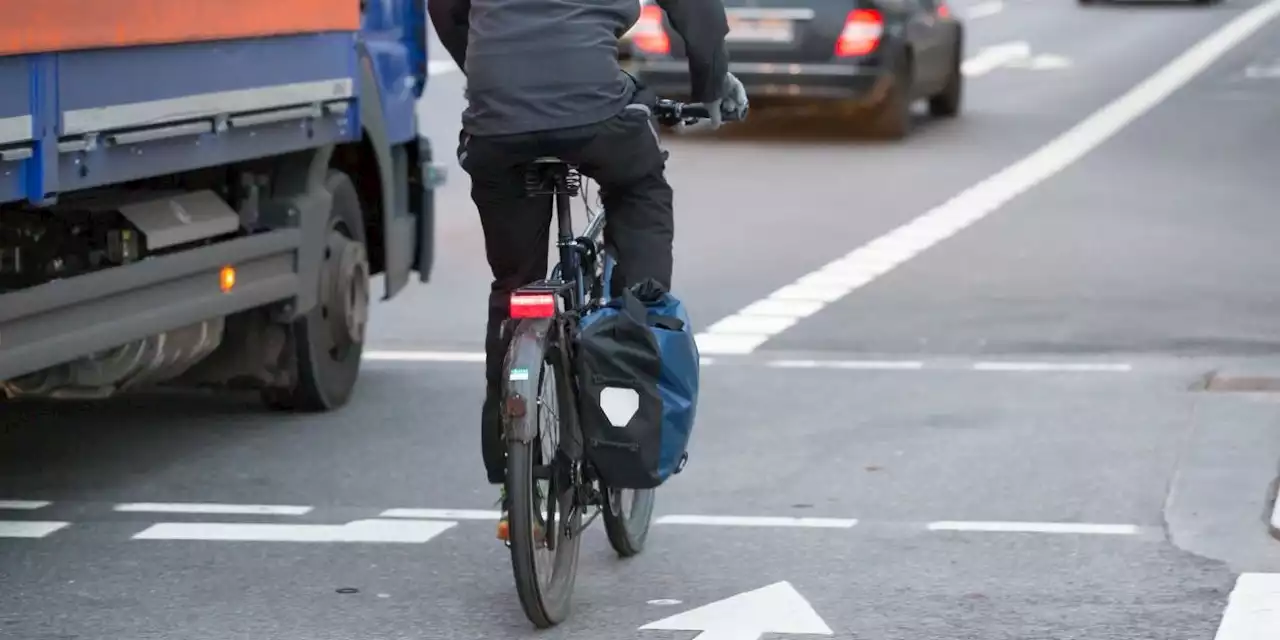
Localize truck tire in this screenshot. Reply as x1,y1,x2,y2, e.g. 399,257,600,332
263,170,370,412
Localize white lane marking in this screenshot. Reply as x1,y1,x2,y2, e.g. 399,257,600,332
927,521,1141,535
114,502,312,516
0,521,70,538
363,350,716,366
971,362,1133,372
768,359,924,370
962,41,1031,76
655,515,858,528
0,500,51,510
1214,574,1280,640
131,519,457,543
428,60,459,75
964,0,1004,19
693,0,1280,355
380,508,502,520
364,350,486,362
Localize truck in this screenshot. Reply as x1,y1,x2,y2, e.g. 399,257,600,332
0,0,444,411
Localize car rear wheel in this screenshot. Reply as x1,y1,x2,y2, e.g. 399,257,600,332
865,51,913,140
928,43,963,118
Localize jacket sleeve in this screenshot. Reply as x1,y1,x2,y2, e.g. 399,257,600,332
428,0,471,72
652,0,730,103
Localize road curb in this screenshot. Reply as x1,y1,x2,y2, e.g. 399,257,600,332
1272,479,1280,541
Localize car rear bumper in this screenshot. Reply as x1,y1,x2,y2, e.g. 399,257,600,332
624,59,891,106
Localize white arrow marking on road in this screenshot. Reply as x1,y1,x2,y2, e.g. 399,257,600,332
639,581,833,640
1244,62,1280,78
961,41,1030,76
1007,54,1074,71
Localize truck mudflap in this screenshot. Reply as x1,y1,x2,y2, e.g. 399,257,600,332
415,134,447,283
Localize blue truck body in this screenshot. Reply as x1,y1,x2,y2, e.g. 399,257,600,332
0,1,444,410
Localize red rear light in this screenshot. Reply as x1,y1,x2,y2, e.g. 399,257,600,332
630,5,670,55
936,1,951,17
835,9,883,57
510,293,557,319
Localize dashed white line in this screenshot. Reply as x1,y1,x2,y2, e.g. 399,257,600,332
964,0,1004,19
962,41,1030,76
927,521,1141,535
0,521,69,538
692,0,1280,355
114,502,313,516
364,350,486,362
971,362,1133,372
131,519,456,543
1213,573,1280,640
381,508,502,520
0,500,51,510
655,515,859,528
768,359,925,370
428,59,459,76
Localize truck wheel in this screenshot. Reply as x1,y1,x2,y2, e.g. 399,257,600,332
263,170,370,412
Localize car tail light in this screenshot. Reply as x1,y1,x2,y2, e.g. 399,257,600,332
510,293,557,319
936,1,951,17
630,5,670,55
835,8,883,57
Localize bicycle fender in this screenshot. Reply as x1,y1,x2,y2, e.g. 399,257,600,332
501,318,554,444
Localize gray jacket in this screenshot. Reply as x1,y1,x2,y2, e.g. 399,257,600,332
428,0,731,136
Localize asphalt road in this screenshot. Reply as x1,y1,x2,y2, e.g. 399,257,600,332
5,0,1280,638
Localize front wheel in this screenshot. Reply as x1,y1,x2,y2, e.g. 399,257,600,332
504,322,582,628
602,485,656,557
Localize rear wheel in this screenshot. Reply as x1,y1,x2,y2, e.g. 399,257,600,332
602,485,656,557
928,41,963,118
263,170,370,412
866,51,913,140
506,329,582,628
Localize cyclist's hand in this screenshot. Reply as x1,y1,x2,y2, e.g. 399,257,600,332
717,72,749,123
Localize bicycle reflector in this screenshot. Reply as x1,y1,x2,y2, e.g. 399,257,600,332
629,5,670,55
510,293,557,319
835,9,883,57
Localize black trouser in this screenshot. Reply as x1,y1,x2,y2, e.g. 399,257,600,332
458,104,674,485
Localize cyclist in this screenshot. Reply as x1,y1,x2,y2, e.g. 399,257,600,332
428,0,749,538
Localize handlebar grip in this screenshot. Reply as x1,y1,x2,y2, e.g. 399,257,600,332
679,103,712,119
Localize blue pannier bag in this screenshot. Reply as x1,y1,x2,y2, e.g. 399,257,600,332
575,279,700,490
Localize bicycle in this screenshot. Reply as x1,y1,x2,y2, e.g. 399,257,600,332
498,99,732,628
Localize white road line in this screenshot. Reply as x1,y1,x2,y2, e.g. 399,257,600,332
971,362,1133,372
0,521,70,538
428,59,459,76
0,500,51,510
363,350,486,362
131,519,456,543
381,508,502,520
964,0,1004,19
363,350,716,366
655,515,859,528
927,521,1142,535
768,359,925,370
692,0,1280,355
1213,573,1280,640
114,502,312,516
962,41,1030,76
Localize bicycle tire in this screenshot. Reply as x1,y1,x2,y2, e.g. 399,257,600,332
504,321,582,628
601,485,656,557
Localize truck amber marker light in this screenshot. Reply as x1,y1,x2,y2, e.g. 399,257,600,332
219,266,236,293
510,293,556,319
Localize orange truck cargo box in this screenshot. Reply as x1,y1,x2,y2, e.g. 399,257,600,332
0,0,361,56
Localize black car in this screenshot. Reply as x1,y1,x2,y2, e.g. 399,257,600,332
621,0,964,138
